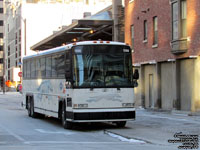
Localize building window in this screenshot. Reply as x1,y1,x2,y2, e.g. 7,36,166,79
131,25,134,49
0,46,3,51
19,44,21,57
15,32,18,44
153,16,158,45
172,2,178,40
181,0,187,38
144,20,147,41
0,33,3,38
8,45,10,56
0,20,3,26
16,46,18,58
0,8,3,13
19,29,21,42
0,58,3,63
8,70,10,80
8,58,10,69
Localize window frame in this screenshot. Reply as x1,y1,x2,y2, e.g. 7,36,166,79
171,0,187,41
23,50,70,80
131,25,134,50
153,16,158,45
181,0,187,38
172,1,179,40
143,20,148,41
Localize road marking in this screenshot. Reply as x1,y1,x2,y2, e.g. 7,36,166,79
104,131,146,144
0,142,7,144
0,124,26,142
35,128,74,135
24,141,130,144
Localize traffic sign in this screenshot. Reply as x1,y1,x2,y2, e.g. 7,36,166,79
18,72,22,77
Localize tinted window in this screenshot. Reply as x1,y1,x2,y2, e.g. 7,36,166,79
52,55,57,77
36,58,41,78
31,59,36,78
23,61,27,78
27,60,31,78
41,57,46,77
56,54,65,77
46,56,52,77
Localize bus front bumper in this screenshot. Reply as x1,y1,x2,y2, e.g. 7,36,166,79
66,108,135,123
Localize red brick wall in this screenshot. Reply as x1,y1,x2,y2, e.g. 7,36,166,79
186,0,200,56
125,0,200,63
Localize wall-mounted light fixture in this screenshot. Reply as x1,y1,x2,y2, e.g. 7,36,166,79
89,30,94,34
72,38,77,42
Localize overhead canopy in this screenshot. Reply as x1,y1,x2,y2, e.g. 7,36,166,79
31,19,113,51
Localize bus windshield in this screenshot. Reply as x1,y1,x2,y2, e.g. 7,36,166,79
72,45,133,88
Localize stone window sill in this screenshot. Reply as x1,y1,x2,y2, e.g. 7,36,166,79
152,44,158,48
143,40,148,43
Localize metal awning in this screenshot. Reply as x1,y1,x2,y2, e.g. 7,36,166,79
31,19,113,50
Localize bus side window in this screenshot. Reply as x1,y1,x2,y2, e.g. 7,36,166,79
52,55,57,77
66,51,70,71
57,54,65,78
36,58,41,78
46,56,52,78
31,59,36,78
41,57,46,78
23,61,27,78
27,60,31,78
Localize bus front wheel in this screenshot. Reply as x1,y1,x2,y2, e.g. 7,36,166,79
61,103,72,129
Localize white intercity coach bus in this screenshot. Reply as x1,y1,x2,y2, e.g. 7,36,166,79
22,41,139,129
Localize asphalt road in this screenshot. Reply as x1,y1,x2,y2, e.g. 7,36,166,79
0,92,199,150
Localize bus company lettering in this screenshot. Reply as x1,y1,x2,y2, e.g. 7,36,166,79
86,94,122,103
37,81,53,100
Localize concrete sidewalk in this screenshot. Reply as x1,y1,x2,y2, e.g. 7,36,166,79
0,91,21,95
105,108,200,148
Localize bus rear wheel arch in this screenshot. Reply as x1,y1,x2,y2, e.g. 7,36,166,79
26,95,38,118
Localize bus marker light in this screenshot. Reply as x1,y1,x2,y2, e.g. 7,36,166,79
106,41,110,43
73,104,78,108
93,41,97,43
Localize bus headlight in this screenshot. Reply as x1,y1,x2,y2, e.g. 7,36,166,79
122,103,135,107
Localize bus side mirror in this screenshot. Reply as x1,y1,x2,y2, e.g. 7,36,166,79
133,69,139,80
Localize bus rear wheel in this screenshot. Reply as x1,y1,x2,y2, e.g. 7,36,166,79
115,121,126,128
61,103,72,129
27,97,31,117
27,96,37,118
30,99,37,118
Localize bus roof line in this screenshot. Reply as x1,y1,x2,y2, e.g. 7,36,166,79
23,41,127,60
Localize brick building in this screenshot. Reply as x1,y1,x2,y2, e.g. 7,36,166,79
0,0,3,91
125,0,200,112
